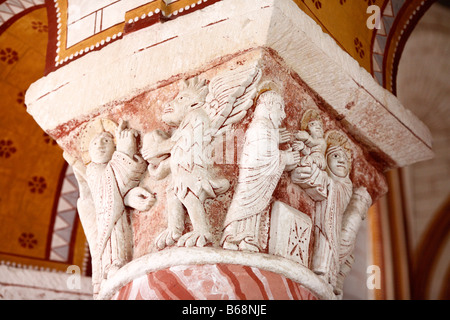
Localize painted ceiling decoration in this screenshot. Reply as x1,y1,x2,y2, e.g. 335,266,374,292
45,0,222,73
290,0,436,93
0,1,88,275
0,0,45,24
41,0,436,90
0,0,436,277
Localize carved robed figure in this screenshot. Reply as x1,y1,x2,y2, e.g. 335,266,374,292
221,90,299,252
291,131,354,291
65,119,155,296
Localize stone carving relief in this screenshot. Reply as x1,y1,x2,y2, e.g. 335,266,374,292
64,65,374,299
293,109,327,170
141,65,263,250
268,201,312,267
291,123,372,294
64,119,156,296
335,186,372,295
221,90,299,252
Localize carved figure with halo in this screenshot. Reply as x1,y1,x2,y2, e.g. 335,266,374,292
65,119,155,295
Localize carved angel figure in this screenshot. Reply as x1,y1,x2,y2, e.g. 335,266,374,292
291,130,353,291
65,119,155,296
293,109,327,170
142,65,262,250
221,90,300,252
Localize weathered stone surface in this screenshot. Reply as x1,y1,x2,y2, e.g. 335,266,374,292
26,0,432,170
23,0,433,300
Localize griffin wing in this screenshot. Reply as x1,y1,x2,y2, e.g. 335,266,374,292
204,64,262,137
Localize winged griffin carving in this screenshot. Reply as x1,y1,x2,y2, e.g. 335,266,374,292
142,64,262,250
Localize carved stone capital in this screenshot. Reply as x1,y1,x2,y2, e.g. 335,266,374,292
25,0,432,300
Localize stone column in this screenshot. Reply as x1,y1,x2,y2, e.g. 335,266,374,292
25,0,433,300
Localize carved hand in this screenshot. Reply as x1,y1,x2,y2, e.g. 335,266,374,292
116,120,138,157
291,163,316,182
279,128,291,144
124,187,156,211
283,148,301,167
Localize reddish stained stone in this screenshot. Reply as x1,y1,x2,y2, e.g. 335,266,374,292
51,47,387,260
113,264,318,300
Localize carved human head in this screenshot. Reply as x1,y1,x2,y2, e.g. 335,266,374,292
89,132,115,164
255,90,286,128
162,77,208,126
325,130,352,178
301,109,323,139
326,146,350,178
79,118,118,165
